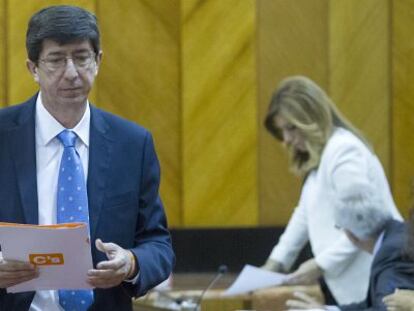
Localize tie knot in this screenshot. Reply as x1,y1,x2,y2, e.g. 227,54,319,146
57,130,77,148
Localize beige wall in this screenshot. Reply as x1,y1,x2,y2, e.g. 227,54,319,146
1,0,413,227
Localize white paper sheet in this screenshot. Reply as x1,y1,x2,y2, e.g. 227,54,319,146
222,264,290,296
0,222,93,293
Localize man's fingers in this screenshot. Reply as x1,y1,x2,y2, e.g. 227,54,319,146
91,239,134,289
95,239,117,252
0,260,35,272
1,270,38,280
88,267,125,279
87,273,124,288
0,270,39,288
285,299,308,309
95,239,106,252
293,291,317,304
96,257,125,271
95,239,119,261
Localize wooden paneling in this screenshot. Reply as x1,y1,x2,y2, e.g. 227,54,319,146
7,0,96,105
4,0,412,227
181,0,258,226
97,0,181,226
329,0,390,174
257,0,329,225
392,0,414,217
0,0,5,107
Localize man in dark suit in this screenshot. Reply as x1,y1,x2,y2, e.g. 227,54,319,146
285,183,414,311
0,5,174,311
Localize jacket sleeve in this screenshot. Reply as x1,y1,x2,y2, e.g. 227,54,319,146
315,140,370,275
269,202,309,270
367,241,414,311
124,132,175,297
315,233,359,276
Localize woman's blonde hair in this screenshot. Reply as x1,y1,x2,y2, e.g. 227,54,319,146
264,75,368,175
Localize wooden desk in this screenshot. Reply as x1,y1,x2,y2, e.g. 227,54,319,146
134,289,251,311
252,285,323,311
134,285,323,311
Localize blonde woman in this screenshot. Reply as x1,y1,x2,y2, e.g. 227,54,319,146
262,76,402,305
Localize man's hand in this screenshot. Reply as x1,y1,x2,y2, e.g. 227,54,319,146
383,289,414,311
285,258,322,285
87,239,137,289
286,291,324,310
0,258,38,288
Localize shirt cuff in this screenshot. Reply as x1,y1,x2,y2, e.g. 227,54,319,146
125,272,140,284
124,250,139,284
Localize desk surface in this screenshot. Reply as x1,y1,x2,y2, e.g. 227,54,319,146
134,285,323,311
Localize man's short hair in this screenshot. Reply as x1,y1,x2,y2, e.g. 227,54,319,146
334,181,392,240
26,5,100,62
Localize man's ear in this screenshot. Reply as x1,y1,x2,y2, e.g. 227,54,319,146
94,50,103,75
26,59,39,83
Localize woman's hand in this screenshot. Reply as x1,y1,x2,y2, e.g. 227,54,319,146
286,291,324,310
261,258,286,273
285,258,322,285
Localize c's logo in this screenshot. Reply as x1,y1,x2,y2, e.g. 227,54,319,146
29,253,64,266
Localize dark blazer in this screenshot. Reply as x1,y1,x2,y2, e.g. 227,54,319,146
340,220,414,311
0,94,175,311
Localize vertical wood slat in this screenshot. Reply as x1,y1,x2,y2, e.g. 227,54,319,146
7,0,96,106
97,0,182,226
329,0,390,174
257,0,329,225
392,0,414,217
0,0,5,107
181,0,258,226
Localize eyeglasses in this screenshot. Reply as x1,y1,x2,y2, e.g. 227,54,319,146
38,52,96,72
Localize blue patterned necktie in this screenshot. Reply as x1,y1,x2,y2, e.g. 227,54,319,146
56,129,93,311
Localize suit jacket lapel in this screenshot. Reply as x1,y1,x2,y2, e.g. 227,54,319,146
87,106,113,239
9,97,38,225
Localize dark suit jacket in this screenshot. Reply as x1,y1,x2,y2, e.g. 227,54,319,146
340,220,414,311
0,94,175,310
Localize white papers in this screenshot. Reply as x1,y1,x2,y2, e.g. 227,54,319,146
222,264,290,296
0,222,93,293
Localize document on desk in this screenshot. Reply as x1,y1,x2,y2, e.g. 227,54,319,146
222,264,290,296
0,222,93,293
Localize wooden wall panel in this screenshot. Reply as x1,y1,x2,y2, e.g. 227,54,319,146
7,0,96,105
392,0,414,217
257,0,329,225
0,0,5,107
329,0,391,175
97,0,181,226
181,0,258,226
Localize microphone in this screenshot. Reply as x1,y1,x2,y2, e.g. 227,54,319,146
193,264,228,310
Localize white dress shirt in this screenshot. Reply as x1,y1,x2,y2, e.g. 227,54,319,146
30,94,90,311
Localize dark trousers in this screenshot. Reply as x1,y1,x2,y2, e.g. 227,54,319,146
319,277,337,305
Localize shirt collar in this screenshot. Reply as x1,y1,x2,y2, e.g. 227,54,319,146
373,231,385,257
35,92,90,147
